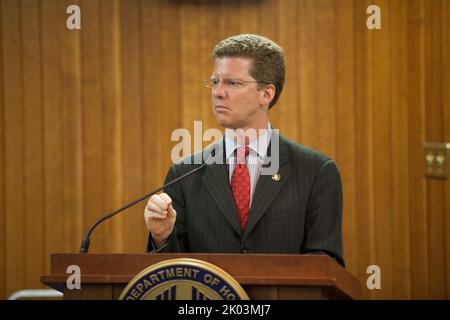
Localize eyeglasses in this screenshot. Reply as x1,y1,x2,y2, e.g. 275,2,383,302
204,78,268,90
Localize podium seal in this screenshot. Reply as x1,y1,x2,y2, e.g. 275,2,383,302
119,258,249,300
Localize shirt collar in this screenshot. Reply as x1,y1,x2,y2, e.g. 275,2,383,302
224,123,272,161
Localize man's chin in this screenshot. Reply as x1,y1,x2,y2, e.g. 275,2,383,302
214,116,236,129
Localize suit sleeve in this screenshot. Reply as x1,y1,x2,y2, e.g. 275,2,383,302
146,164,189,253
302,159,345,267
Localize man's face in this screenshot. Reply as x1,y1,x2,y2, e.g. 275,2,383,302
210,57,265,130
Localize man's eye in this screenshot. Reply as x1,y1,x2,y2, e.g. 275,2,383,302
227,80,240,87
210,79,219,87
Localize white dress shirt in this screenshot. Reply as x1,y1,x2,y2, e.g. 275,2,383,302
224,123,272,207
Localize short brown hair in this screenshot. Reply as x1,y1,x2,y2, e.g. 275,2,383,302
212,34,285,109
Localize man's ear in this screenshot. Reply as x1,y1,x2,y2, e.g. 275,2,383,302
259,84,276,107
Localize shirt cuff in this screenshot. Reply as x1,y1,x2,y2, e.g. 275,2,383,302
148,236,169,253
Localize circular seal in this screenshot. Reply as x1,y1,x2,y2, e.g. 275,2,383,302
119,258,249,300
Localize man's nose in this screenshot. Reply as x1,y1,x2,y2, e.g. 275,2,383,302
212,82,227,99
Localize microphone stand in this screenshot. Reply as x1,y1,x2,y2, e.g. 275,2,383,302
79,155,213,253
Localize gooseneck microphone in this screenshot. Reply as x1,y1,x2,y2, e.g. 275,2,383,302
79,149,215,253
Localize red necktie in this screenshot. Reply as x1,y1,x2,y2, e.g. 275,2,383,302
231,146,250,232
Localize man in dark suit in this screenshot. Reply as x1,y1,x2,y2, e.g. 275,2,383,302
144,34,344,267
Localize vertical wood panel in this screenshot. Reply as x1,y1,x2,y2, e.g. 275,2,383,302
408,0,429,299
277,0,299,141
2,0,25,296
80,0,105,253
371,0,393,299
390,0,411,299
336,0,357,274
257,0,278,41
61,0,83,254
0,0,6,299
239,0,258,33
100,0,123,253
155,1,182,182
297,0,316,146
141,0,162,204
146,0,181,247
42,0,65,272
425,0,446,299
180,0,202,149
443,0,450,300
121,0,144,252
354,0,375,300
314,0,336,158
220,0,240,36
21,0,45,289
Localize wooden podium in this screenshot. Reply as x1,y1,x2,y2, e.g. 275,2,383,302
41,253,361,300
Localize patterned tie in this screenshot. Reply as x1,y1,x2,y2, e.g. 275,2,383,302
231,146,250,232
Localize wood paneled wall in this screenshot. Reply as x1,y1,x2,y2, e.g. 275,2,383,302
1,0,449,299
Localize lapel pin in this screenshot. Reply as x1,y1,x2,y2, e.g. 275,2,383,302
272,173,281,182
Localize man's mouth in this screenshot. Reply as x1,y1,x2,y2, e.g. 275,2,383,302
214,105,230,111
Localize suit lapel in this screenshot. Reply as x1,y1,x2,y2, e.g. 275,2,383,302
242,133,290,242
202,140,241,235
201,132,291,239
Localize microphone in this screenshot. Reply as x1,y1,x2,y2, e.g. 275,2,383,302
79,148,216,253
